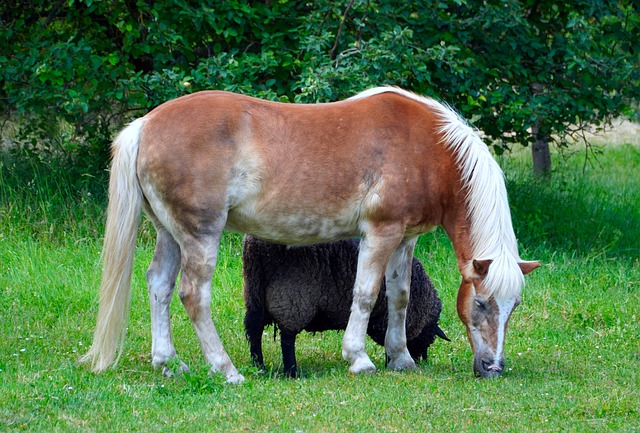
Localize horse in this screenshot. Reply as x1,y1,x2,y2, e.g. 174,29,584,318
81,87,539,383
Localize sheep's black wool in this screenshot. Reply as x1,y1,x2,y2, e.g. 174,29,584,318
242,236,448,377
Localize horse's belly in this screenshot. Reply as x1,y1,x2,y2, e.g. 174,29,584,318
226,204,361,245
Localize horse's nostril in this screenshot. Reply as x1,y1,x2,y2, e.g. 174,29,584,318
482,359,503,374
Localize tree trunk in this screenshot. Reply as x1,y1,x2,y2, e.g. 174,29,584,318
531,122,551,176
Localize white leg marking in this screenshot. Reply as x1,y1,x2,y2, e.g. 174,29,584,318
179,234,244,384
343,230,403,374
384,238,418,371
147,230,187,375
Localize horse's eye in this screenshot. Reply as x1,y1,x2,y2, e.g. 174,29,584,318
474,299,487,310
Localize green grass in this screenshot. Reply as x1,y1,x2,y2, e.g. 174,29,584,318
1,144,639,432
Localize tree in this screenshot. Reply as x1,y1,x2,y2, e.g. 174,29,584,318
0,0,305,173
298,0,640,174
1,0,638,176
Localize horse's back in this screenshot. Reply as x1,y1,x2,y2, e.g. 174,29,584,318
135,90,457,244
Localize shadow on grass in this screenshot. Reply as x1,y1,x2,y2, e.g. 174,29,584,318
248,341,456,381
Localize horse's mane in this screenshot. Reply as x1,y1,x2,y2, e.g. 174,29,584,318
351,87,524,299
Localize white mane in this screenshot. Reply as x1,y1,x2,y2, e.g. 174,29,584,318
351,87,525,299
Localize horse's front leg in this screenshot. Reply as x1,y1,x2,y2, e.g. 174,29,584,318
342,228,403,374
384,237,418,371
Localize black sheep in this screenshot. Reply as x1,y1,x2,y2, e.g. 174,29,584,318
242,236,449,377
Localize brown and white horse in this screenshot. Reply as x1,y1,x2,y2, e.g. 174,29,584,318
81,87,539,383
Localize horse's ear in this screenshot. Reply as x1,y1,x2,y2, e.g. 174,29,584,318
519,261,541,275
472,259,493,277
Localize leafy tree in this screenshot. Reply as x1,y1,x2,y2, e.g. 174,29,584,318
1,0,638,177
298,0,640,174
0,0,304,174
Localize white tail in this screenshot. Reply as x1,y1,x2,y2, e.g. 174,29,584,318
81,118,146,371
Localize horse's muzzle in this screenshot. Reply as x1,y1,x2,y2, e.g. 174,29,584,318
474,358,505,378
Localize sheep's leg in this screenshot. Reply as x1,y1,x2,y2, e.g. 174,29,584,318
244,309,266,370
147,228,188,376
384,237,418,371
342,227,403,374
178,228,244,384
407,326,434,362
280,329,298,378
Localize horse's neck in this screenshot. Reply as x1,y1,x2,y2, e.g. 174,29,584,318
440,199,475,267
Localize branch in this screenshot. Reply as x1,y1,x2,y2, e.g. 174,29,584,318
330,0,355,61
356,0,371,50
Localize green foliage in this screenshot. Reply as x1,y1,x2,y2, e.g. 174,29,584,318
1,0,638,175
0,148,106,243
504,144,640,258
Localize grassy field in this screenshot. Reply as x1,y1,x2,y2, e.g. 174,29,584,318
0,141,638,432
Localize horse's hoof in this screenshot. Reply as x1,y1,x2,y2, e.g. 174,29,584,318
349,357,376,375
387,353,417,371
161,361,189,377
225,373,245,385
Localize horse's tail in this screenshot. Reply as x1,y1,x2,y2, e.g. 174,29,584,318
81,118,146,372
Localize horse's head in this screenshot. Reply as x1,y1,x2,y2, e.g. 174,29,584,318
456,259,540,378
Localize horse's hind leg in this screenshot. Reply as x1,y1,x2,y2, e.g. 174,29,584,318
146,227,185,376
384,237,418,371
343,227,403,374
179,228,244,384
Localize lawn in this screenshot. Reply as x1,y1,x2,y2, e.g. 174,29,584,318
0,141,638,432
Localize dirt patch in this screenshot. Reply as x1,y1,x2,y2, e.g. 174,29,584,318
584,119,640,147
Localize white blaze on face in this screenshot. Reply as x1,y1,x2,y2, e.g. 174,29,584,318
460,275,523,377
492,294,521,366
